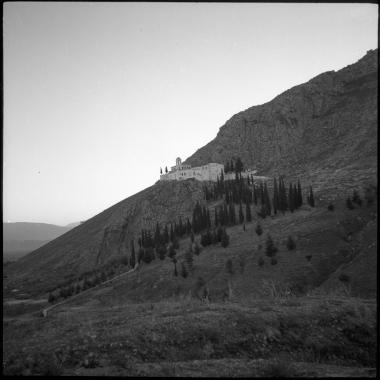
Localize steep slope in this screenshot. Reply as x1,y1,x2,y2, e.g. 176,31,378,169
184,49,377,188
5,180,206,294
4,50,377,297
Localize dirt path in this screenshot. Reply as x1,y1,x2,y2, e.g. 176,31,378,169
41,264,139,317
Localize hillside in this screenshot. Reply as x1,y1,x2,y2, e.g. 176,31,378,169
4,50,377,298
185,49,377,197
3,50,377,377
3,222,76,262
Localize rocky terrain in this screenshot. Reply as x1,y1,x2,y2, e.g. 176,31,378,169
185,49,377,184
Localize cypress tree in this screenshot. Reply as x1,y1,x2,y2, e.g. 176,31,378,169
255,223,263,236
214,208,219,227
245,202,252,222
168,244,176,259
186,218,192,235
308,186,315,207
273,177,279,214
235,157,243,173
265,235,278,257
130,239,136,268
221,228,230,248
253,185,258,205
170,223,174,242
185,248,194,272
239,202,244,224
288,183,295,213
297,179,303,208
260,182,265,206
154,222,161,247
229,202,236,225
181,262,188,278
164,225,169,244
207,209,211,228
264,183,271,216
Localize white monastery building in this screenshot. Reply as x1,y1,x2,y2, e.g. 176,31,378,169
160,157,224,182
160,157,267,182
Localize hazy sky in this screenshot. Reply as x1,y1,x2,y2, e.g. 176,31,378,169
3,2,378,225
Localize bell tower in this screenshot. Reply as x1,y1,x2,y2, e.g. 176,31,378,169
176,157,182,167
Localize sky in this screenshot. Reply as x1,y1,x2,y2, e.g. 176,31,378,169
3,2,378,226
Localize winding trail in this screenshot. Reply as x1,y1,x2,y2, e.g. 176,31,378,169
41,264,139,317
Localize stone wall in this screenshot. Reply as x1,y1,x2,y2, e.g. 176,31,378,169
160,163,224,182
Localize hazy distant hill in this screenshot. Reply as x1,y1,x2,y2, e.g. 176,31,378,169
3,222,79,262
4,50,377,296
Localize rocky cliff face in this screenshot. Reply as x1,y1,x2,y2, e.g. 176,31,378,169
184,49,377,186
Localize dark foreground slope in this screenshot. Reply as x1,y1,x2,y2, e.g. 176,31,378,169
3,197,377,375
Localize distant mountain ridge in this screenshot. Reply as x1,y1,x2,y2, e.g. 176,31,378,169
4,50,377,294
3,222,79,262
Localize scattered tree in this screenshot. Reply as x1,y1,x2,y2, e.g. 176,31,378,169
346,197,354,210
327,203,335,211
221,228,230,248
286,236,296,251
270,257,278,265
180,262,188,278
255,223,263,236
258,257,265,267
225,259,234,274
265,235,278,257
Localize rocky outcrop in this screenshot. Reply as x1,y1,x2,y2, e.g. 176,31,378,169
184,50,377,185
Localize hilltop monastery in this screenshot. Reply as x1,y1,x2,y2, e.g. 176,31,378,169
160,157,265,182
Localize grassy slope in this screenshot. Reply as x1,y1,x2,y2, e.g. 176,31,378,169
3,196,377,376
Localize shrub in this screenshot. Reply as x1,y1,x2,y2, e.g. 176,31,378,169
221,229,230,248
193,242,201,256
201,231,212,247
265,235,278,257
286,236,296,250
327,203,335,211
238,256,246,273
180,262,188,278
142,247,154,264
270,257,278,265
156,245,167,260
352,190,362,206
185,249,194,271
255,223,263,236
258,257,265,267
168,244,176,259
338,273,350,283
364,184,376,206
305,254,312,262
346,197,354,210
225,259,234,274
172,237,180,249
